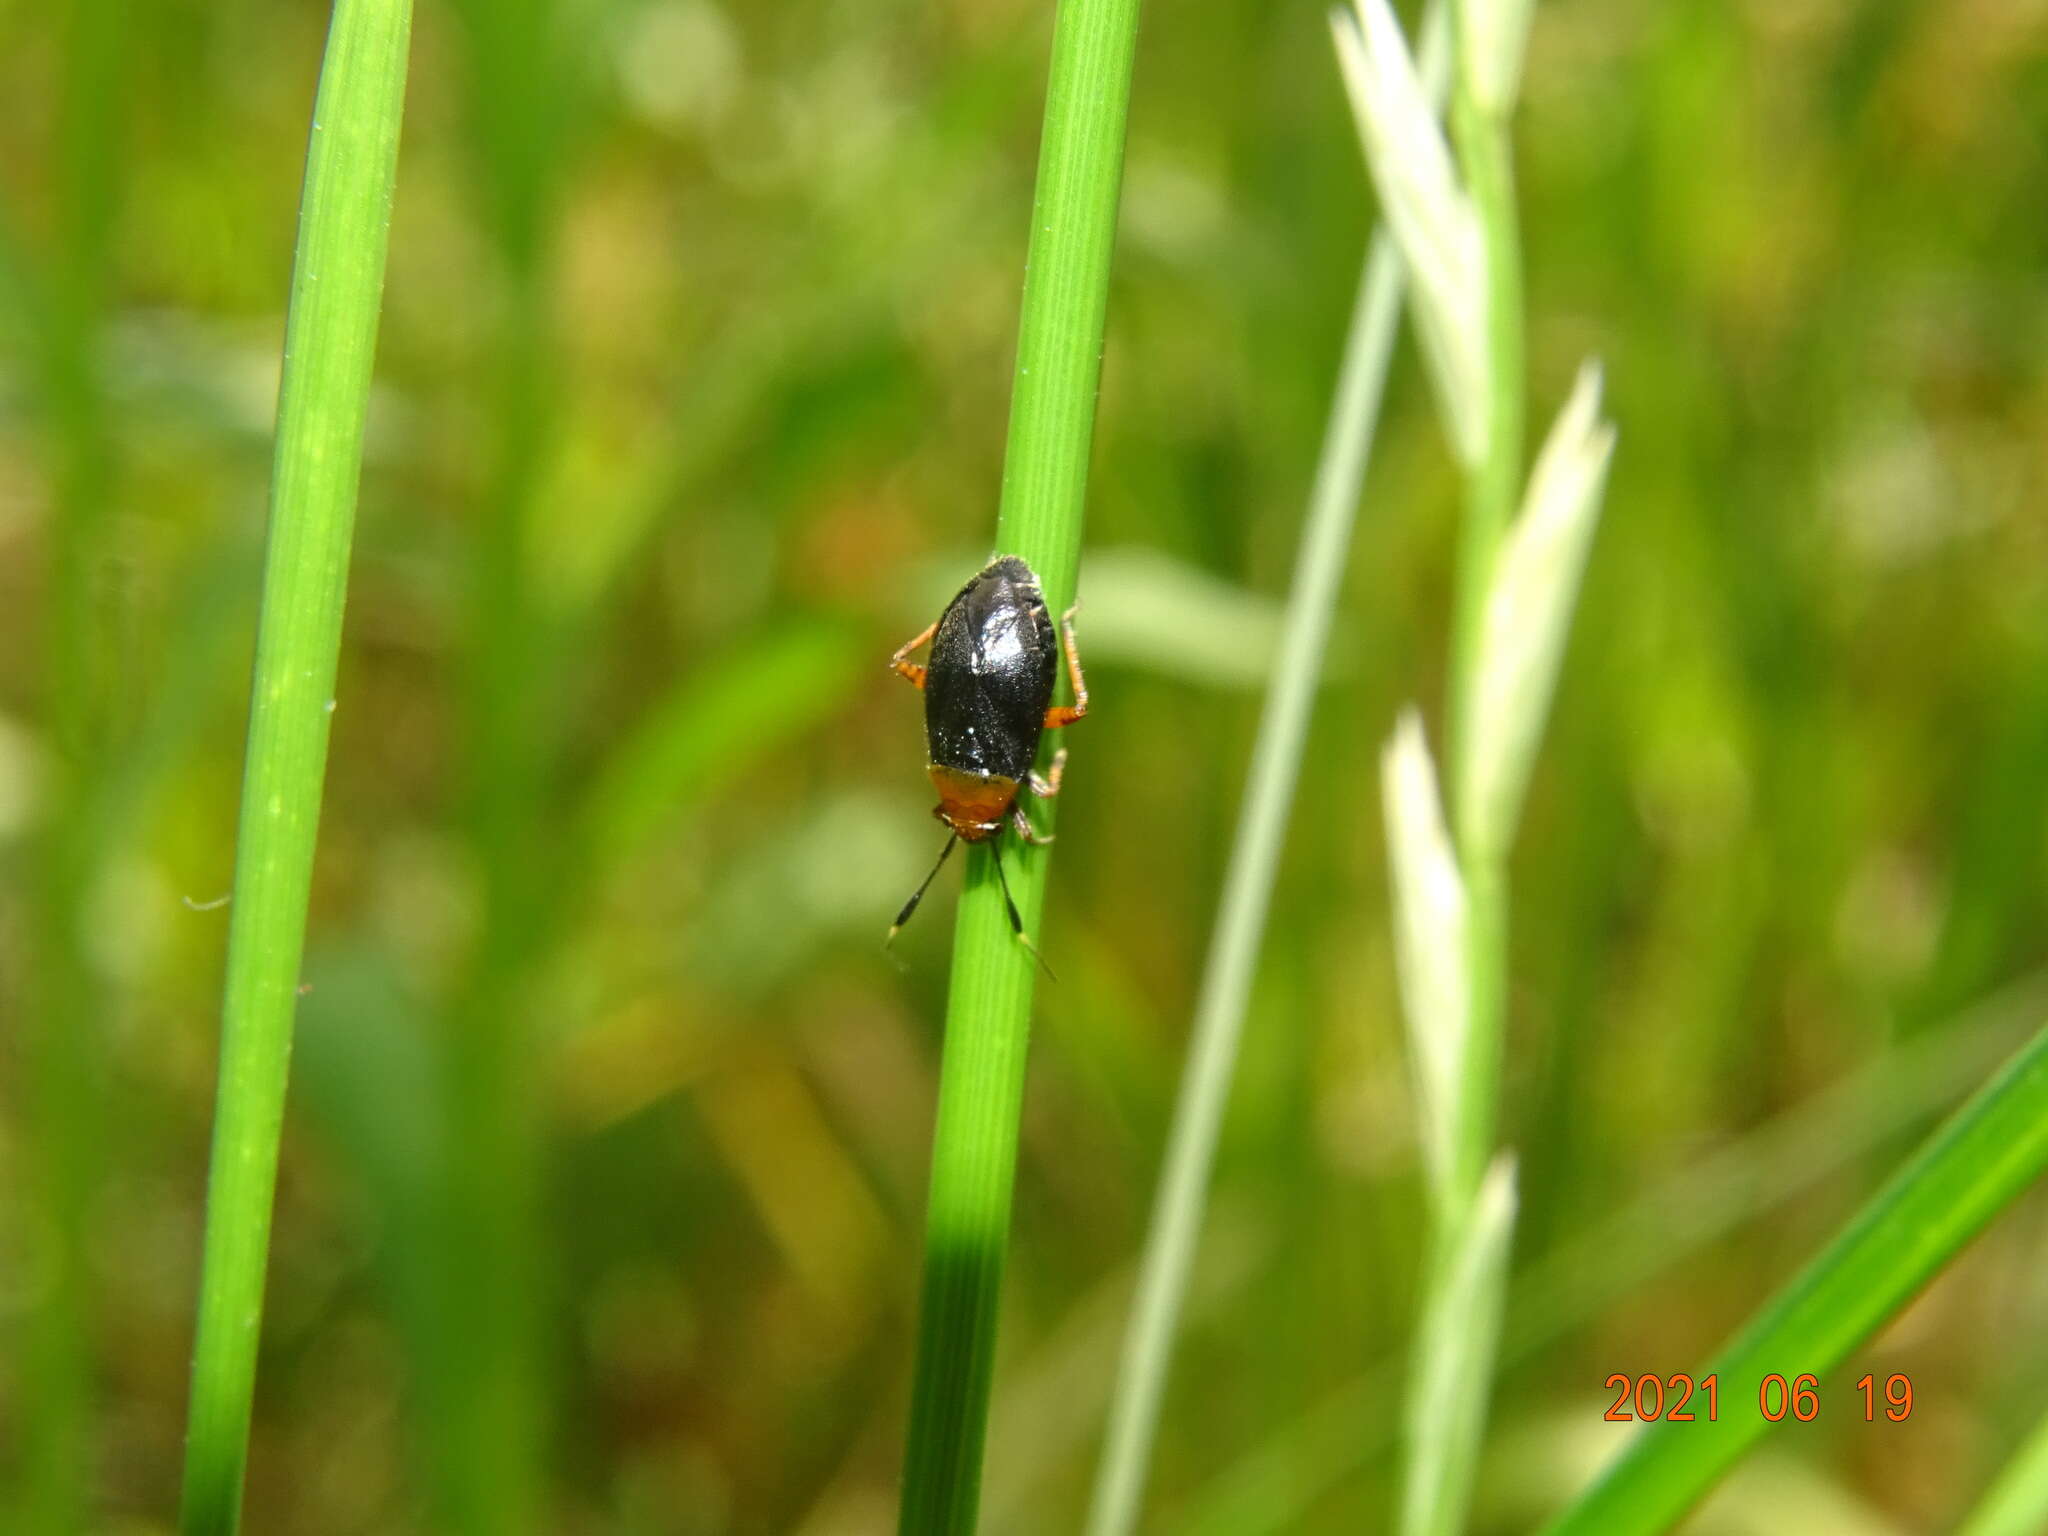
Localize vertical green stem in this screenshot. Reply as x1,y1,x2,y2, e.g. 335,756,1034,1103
1445,92,1524,792
1447,82,1523,1233
1450,862,1506,1200
178,5,413,1532
1401,46,1526,1536
896,0,1142,1528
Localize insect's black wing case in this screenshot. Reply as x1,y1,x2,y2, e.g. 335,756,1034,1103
924,556,1057,783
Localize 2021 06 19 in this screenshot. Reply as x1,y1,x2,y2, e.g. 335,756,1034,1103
1601,1371,1913,1423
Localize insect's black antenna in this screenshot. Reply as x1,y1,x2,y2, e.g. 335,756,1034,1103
887,833,959,946
989,839,1056,981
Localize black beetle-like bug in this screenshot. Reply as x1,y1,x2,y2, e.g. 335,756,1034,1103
886,554,1087,963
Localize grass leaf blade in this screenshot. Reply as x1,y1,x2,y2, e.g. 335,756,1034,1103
1539,1018,2048,1536
178,4,413,1531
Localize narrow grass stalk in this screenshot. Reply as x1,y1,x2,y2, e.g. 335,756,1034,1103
896,0,1142,1527
1958,1406,2048,1536
1387,3,1526,1530
178,5,413,1532
1442,79,1521,1223
1084,17,1449,1527
1539,1018,2048,1536
1442,65,1523,811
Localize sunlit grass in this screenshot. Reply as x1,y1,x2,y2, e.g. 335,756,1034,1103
178,3,413,1530
896,0,1143,1527
1,0,2041,1528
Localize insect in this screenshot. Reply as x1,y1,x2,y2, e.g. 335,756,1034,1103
886,554,1088,967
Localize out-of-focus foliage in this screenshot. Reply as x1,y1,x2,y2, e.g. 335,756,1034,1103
1,1,2044,1531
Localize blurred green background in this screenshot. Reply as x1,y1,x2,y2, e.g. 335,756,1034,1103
3,0,2046,1531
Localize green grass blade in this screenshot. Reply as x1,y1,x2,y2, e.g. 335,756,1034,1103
177,4,413,1531
1539,1017,2048,1536
1958,1406,2048,1536
895,0,1142,1529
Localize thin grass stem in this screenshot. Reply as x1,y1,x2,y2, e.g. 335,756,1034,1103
895,0,1142,1528
1443,12,1525,1218
1394,8,1536,1533
177,5,413,1530
1444,88,1524,803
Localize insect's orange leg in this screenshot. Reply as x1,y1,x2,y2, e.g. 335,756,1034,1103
890,620,937,690
1041,602,1088,728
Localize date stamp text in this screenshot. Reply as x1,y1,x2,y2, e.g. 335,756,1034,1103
1603,1373,1913,1423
